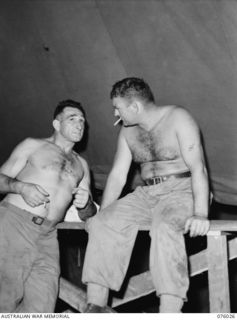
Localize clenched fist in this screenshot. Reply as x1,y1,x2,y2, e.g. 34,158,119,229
72,187,90,209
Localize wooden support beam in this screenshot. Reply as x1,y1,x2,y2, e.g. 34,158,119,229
112,271,154,308
207,235,230,313
112,237,237,308
57,221,85,230
59,278,87,312
59,278,116,313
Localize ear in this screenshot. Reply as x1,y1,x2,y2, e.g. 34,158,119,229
52,119,60,132
130,101,141,114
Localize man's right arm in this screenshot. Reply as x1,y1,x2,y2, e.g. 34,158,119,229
0,139,32,193
0,138,49,206
100,129,132,210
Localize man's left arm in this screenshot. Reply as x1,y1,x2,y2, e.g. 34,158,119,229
73,157,97,221
176,108,210,237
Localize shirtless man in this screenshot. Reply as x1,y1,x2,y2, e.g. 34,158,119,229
82,78,210,313
0,99,96,312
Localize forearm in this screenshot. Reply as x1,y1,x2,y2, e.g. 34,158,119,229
0,173,24,194
101,174,125,210
191,166,209,218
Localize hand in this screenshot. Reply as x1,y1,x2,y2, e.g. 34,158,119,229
72,187,90,209
184,216,210,237
20,182,50,207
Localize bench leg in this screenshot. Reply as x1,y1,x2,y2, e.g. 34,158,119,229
207,234,230,312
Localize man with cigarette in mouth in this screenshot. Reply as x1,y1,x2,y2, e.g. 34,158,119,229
82,77,210,313
0,99,97,312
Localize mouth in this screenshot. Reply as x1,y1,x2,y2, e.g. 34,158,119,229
113,117,122,126
73,131,82,137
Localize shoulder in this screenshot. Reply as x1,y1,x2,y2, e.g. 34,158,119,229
74,153,89,170
14,137,46,153
168,106,199,129
169,106,195,120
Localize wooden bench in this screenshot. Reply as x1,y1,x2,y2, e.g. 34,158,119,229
57,220,237,313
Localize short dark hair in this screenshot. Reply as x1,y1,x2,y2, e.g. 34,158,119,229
110,77,155,103
53,99,85,119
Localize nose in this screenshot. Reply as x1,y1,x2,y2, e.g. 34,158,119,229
114,109,119,117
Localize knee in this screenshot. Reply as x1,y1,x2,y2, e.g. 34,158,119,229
87,214,101,233
151,219,172,237
87,209,111,233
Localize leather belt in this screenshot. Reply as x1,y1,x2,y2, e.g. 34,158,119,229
31,215,57,227
145,171,191,186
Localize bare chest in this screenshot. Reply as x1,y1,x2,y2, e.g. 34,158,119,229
126,126,179,163
28,147,84,184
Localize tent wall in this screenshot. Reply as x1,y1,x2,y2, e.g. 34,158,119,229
0,0,237,204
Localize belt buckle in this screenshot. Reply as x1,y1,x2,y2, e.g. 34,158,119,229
153,177,162,184
32,216,44,225
156,177,162,184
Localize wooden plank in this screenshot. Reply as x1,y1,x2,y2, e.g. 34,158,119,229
207,235,230,312
112,271,154,308
59,278,87,312
56,220,237,231
209,220,237,232
138,220,237,232
59,278,116,313
57,221,85,229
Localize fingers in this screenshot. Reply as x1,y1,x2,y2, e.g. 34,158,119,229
35,185,50,197
73,187,90,208
186,217,210,237
184,218,191,234
23,184,50,207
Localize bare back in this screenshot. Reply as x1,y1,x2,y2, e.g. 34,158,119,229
123,106,190,180
5,139,85,221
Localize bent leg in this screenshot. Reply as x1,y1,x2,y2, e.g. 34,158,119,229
149,191,193,312
82,188,151,306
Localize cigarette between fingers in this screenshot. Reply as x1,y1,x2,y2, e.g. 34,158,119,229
113,117,122,126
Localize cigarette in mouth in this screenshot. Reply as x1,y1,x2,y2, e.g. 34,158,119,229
113,117,122,126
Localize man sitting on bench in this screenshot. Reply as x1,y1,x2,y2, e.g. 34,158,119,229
82,77,210,313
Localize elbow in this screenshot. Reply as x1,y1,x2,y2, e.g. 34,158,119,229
190,162,208,180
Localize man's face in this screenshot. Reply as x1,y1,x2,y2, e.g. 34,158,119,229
58,107,85,143
112,96,137,127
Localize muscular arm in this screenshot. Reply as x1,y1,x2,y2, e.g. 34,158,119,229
101,129,132,210
175,108,210,236
0,140,30,194
0,138,49,206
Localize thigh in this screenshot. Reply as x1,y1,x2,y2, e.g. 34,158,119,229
93,187,152,231
0,210,31,312
152,190,193,232
18,232,60,313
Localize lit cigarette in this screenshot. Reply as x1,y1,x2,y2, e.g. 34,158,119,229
113,117,122,126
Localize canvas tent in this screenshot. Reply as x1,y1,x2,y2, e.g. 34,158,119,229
0,0,237,205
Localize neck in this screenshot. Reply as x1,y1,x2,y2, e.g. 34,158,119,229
138,105,163,131
49,134,75,154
